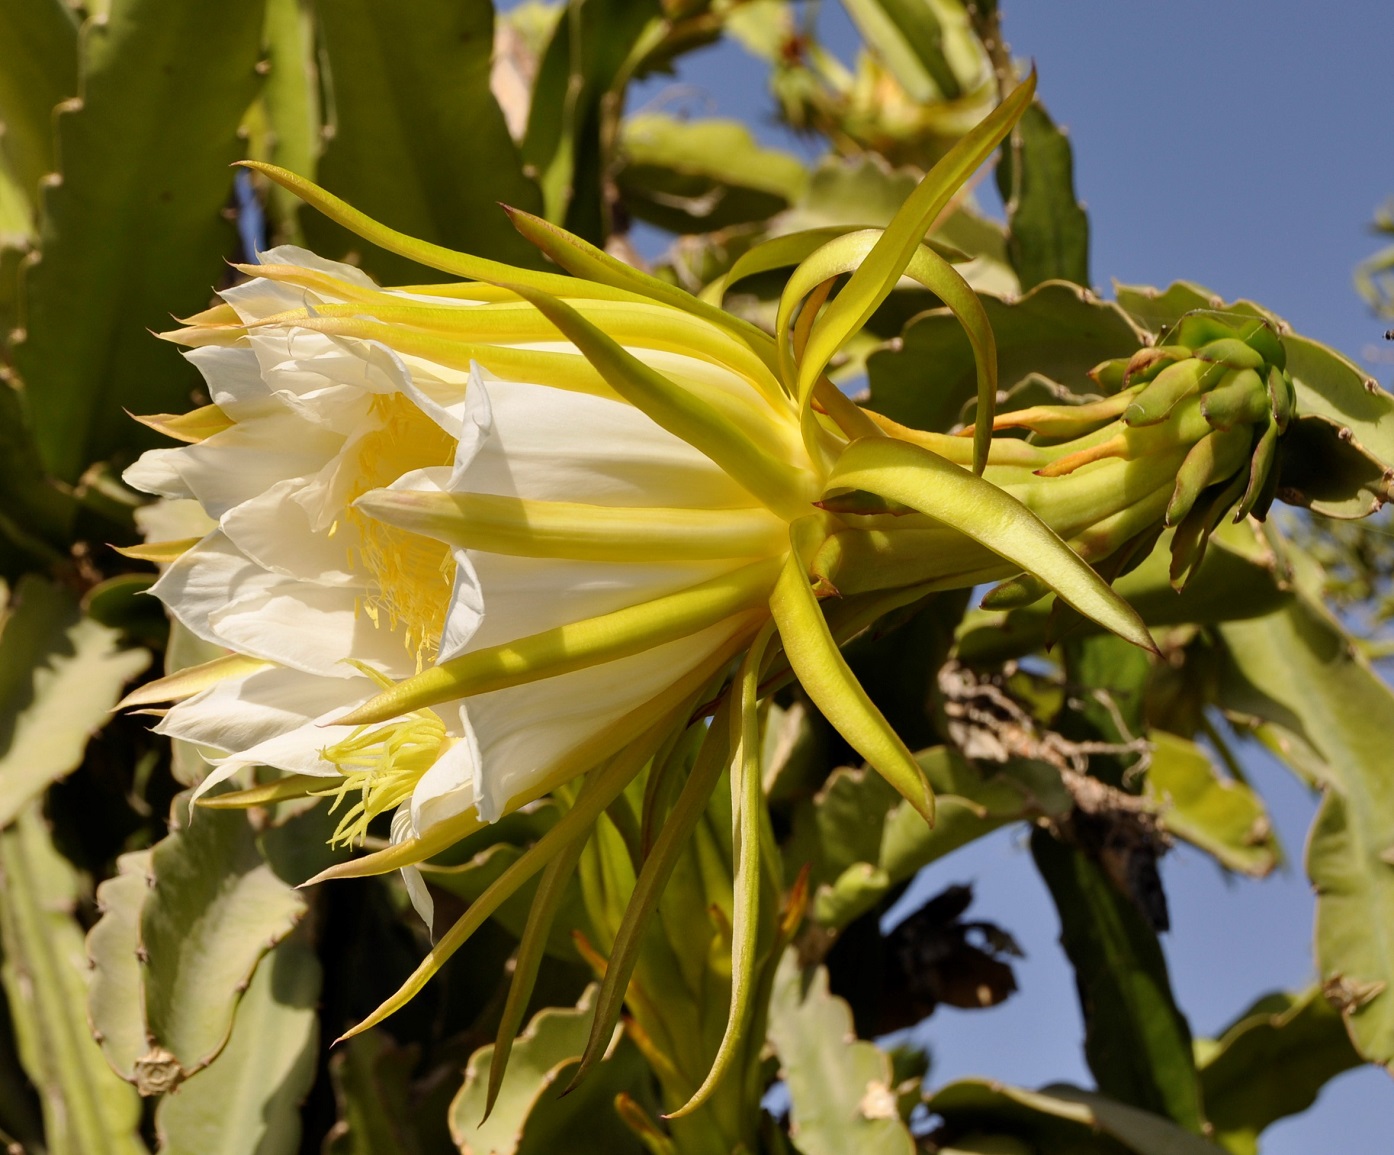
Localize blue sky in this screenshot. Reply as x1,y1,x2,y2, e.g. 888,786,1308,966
1002,1,1394,381
617,3,1394,1150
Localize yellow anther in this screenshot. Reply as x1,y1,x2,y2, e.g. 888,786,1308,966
344,394,458,667
317,705,451,847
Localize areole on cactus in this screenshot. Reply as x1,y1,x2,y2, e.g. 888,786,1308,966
117,71,1309,1110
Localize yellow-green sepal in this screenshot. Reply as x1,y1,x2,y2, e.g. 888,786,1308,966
667,619,780,1118
334,559,781,728
565,696,738,1092
355,490,788,563
768,517,936,825
776,231,998,473
481,786,600,1122
239,161,634,302
195,774,328,810
699,225,967,307
117,653,272,709
503,285,814,520
502,204,784,382
792,74,1035,423
827,437,1156,653
337,725,670,1043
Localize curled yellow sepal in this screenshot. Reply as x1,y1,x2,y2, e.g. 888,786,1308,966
767,517,936,826
117,653,271,710
792,74,1036,439
237,161,636,306
131,404,233,444
776,230,998,475
334,719,676,1044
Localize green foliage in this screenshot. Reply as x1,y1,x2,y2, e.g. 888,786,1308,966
422,826,588,960
1281,335,1394,518
1197,987,1363,1155
153,937,321,1155
1354,195,1394,317
1031,827,1205,1132
85,850,153,1085
927,1081,1227,1154
783,155,922,232
521,0,662,239
618,114,807,234
1286,503,1394,639
995,101,1089,289
0,0,77,200
86,797,306,1094
958,520,1294,664
322,1031,426,1155
867,280,1145,431
1217,574,1394,1069
138,802,304,1086
0,576,148,824
450,985,648,1155
256,0,320,244
9,0,266,484
786,748,1070,931
307,0,544,283
1144,732,1277,877
0,805,146,1155
766,950,916,1155
1108,280,1394,520
750,0,993,169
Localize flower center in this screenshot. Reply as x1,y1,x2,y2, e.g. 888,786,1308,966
317,704,451,847
344,394,457,667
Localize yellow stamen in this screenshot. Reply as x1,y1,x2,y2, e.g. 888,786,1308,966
343,394,458,667
317,706,452,848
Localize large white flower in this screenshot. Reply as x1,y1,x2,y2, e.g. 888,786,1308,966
125,245,804,919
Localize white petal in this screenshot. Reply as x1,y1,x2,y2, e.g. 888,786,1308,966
451,362,494,478
185,345,281,422
450,552,733,661
375,462,480,662
209,580,416,680
245,331,408,433
151,532,285,646
221,249,377,328
440,548,485,666
220,476,359,586
393,439,735,662
159,412,344,519
468,616,746,821
288,437,369,534
287,391,437,533
156,665,364,755
409,713,481,837
124,448,194,500
392,807,435,929
257,245,381,290
188,760,254,807
155,533,410,678
134,498,217,544
211,719,355,778
455,371,757,510
394,355,472,437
